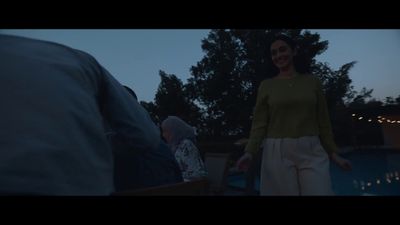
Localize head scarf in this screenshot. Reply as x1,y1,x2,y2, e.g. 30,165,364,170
161,116,196,151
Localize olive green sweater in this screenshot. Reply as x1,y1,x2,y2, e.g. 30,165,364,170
245,74,337,155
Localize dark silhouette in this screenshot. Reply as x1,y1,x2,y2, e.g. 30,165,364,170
113,86,183,191
0,34,160,195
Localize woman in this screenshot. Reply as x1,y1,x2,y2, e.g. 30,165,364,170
161,116,207,182
237,34,351,195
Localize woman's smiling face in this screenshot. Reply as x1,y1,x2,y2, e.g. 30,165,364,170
271,39,296,70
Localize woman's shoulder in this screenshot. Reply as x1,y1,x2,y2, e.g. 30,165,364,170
259,78,274,89
296,73,311,78
262,77,276,83
176,139,199,156
299,73,321,84
301,73,318,79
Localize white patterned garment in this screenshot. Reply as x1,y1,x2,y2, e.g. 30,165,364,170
174,139,208,182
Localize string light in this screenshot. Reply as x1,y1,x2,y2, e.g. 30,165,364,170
353,171,400,193
351,113,400,126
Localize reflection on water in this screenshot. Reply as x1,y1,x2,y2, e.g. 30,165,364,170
351,171,400,194
329,149,400,195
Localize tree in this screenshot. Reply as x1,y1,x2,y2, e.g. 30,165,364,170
385,96,396,106
347,87,374,109
188,29,245,137
313,61,355,111
365,98,384,107
396,95,400,105
151,70,201,127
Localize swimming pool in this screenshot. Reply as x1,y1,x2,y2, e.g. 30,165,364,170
228,149,400,195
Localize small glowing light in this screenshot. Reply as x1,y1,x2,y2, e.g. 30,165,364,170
397,121,400,123
358,117,363,120
361,186,365,190
387,119,391,123
367,182,372,187
377,116,382,118
376,179,381,184
387,179,392,183
392,121,396,124
352,114,356,117
378,120,383,123
368,119,372,122
396,177,399,181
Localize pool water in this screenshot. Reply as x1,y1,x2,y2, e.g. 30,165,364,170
228,149,400,195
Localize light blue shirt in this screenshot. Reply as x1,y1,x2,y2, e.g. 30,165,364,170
0,34,160,195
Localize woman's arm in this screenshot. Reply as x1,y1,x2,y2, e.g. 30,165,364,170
315,77,337,156
315,77,352,171
244,80,270,156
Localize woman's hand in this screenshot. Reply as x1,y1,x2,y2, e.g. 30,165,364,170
331,153,352,171
236,152,253,172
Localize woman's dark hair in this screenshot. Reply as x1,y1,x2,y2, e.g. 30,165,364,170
270,34,297,51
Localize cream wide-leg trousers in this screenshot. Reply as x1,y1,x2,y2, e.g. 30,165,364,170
259,136,334,196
